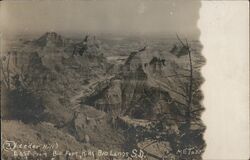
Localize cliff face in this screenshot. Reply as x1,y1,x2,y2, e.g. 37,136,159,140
82,49,175,120
2,33,112,125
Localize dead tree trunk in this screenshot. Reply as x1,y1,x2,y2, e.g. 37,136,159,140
176,35,193,124
184,39,193,122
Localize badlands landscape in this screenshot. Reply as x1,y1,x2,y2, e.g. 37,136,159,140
1,32,205,160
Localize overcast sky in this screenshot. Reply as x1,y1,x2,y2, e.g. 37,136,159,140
0,0,201,37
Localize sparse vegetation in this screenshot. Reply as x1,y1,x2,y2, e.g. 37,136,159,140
1,32,205,160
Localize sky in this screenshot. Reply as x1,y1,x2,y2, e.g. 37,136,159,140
0,0,201,38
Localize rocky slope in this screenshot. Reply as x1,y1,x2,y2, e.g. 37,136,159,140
1,32,205,160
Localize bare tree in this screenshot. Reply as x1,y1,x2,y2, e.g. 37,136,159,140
176,34,193,122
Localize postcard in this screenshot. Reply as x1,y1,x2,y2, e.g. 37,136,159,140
0,1,249,160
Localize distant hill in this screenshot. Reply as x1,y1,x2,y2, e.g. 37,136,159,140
33,32,65,48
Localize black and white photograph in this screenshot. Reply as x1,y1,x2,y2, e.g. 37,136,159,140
0,0,249,160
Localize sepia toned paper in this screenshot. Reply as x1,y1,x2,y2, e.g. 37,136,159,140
0,0,249,160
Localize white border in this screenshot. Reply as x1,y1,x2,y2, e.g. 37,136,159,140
200,1,249,159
